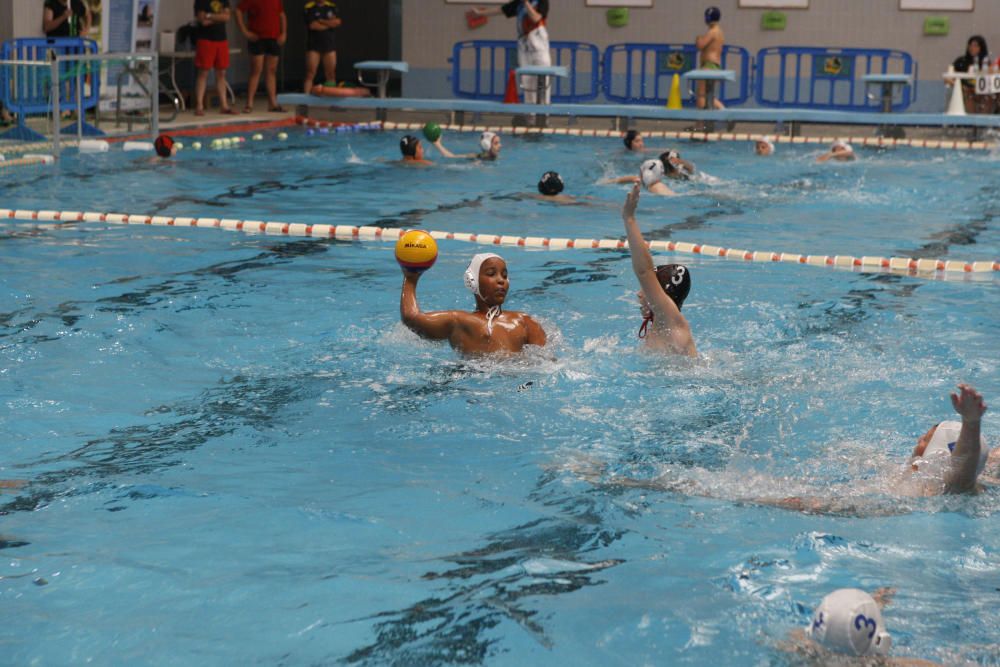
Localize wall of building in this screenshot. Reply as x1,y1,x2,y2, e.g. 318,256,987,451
401,0,1000,111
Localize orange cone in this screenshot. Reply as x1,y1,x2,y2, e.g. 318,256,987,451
503,69,520,104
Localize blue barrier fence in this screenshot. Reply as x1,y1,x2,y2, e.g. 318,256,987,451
754,46,918,111
0,37,101,140
602,43,751,106
450,40,600,102
447,41,920,113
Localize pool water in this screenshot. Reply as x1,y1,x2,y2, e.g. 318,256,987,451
2,131,999,665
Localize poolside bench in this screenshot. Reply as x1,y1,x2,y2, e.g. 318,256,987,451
355,61,409,99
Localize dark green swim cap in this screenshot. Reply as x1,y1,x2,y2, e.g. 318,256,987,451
422,123,442,142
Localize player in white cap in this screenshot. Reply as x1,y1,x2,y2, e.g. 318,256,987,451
400,252,547,355
817,139,856,162
429,130,502,161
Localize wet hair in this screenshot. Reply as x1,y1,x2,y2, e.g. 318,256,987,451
538,171,564,196
623,130,640,150
400,135,420,158
655,264,691,310
967,35,989,67
705,6,721,24
154,134,175,158
659,151,690,179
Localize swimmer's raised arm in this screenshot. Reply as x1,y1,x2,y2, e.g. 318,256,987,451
945,383,987,493
622,185,694,352
400,271,460,340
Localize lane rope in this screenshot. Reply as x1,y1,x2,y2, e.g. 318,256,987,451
376,120,995,152
2,208,997,277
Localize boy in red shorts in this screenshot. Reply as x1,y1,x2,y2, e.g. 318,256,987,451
193,0,236,116
235,0,287,112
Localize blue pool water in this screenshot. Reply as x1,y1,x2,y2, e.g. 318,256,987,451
2,130,1000,665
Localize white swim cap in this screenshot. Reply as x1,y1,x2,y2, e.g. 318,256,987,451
918,420,990,475
479,131,497,153
758,136,775,153
464,253,503,298
832,140,853,153
640,159,664,188
805,589,891,657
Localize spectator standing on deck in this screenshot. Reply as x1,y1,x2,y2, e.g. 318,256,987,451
303,1,341,93
471,1,551,104
193,0,237,116
43,0,92,37
235,0,287,112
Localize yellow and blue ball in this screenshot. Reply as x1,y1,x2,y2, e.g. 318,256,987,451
395,230,438,273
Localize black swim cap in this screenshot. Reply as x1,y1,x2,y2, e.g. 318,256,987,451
705,6,721,23
154,134,174,158
624,130,640,150
655,264,691,310
400,135,419,158
538,171,564,196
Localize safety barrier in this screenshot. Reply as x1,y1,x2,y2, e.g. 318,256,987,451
0,37,100,141
380,120,992,151
3,208,996,278
450,40,600,102
755,47,917,111
602,43,751,106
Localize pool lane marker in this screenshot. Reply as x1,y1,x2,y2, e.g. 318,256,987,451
376,120,994,151
2,208,997,277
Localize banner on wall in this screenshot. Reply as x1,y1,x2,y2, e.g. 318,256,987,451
100,0,159,111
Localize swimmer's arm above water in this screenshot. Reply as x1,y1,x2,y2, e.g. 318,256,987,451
598,175,640,185
400,271,466,341
430,139,475,160
944,383,986,493
622,185,694,353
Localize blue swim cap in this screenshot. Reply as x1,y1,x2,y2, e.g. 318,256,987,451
705,6,721,23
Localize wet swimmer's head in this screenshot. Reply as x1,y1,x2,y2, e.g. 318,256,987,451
910,420,990,475
154,134,176,158
704,5,721,24
464,253,508,305
655,264,691,310
658,150,691,180
479,131,501,157
805,589,891,657
623,129,644,151
640,158,665,189
831,139,853,155
538,171,564,196
400,134,423,160
755,137,774,156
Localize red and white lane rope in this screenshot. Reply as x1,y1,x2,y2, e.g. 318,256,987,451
3,208,998,277
380,120,995,152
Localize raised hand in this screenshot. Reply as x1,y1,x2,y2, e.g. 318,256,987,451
951,383,987,422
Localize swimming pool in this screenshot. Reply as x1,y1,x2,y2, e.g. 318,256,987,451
2,130,999,665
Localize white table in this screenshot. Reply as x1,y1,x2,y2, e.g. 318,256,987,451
355,61,409,99
681,69,737,110
515,65,568,105
861,73,912,113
